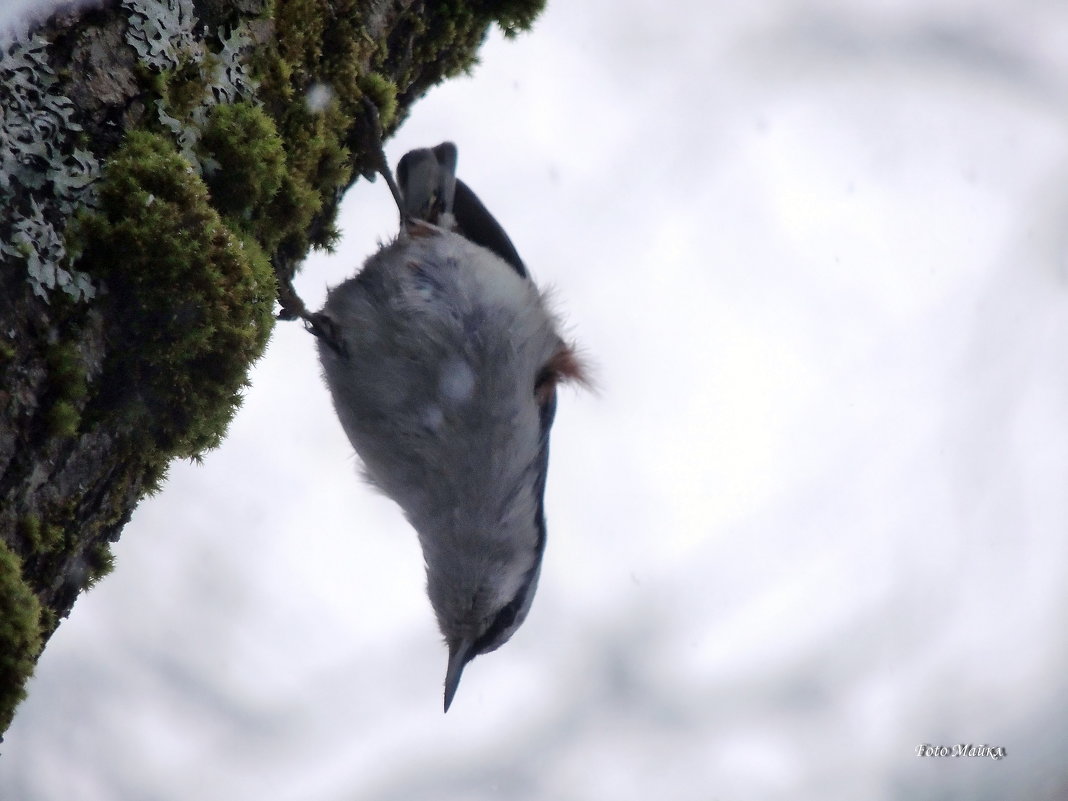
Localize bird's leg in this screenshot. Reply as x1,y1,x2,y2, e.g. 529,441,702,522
276,271,309,322
274,251,311,323
276,274,345,354
276,94,405,351
305,311,345,355
358,95,407,221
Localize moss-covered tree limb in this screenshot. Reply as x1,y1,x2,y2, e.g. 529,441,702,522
0,0,544,738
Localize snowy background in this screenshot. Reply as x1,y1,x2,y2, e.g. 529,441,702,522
4,1,1068,799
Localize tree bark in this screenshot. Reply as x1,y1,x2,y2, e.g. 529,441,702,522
0,0,543,737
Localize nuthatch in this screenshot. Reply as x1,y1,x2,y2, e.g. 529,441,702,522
311,136,585,711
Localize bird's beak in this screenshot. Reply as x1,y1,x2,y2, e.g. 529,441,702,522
444,638,475,713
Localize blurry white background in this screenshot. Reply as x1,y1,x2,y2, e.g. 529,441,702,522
3,1,1068,799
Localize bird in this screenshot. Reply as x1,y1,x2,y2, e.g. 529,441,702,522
310,135,586,712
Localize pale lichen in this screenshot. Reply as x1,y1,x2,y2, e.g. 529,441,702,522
1,198,95,302
122,0,198,72
123,0,260,166
0,31,99,302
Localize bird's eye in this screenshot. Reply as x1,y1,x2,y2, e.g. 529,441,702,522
494,602,518,632
473,597,523,656
534,343,587,405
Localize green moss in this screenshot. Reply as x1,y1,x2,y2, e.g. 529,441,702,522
140,461,170,499
265,170,322,256
359,73,397,129
17,516,42,552
36,341,88,438
199,102,286,227
46,400,81,438
232,229,274,283
135,61,169,95
254,0,381,260
18,515,65,557
425,3,544,74
76,130,275,460
163,59,210,118
45,523,64,552
271,0,325,86
237,0,546,279
485,0,545,37
37,607,57,639
398,2,505,85
46,342,87,402
0,340,14,363
86,542,115,587
0,542,43,734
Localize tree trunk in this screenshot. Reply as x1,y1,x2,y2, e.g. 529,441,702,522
0,0,543,737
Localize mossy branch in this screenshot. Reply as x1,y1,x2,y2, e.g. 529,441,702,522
0,0,546,741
